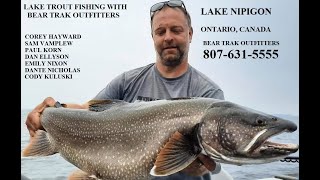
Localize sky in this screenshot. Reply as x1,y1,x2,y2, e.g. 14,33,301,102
21,0,299,116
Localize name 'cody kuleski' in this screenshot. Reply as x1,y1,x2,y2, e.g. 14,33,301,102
22,97,299,180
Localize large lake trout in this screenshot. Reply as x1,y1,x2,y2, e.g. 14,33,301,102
22,98,299,180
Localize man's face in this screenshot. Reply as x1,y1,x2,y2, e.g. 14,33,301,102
151,7,193,67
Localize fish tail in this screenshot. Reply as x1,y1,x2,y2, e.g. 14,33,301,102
22,130,57,157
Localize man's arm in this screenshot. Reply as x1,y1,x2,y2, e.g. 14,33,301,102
25,97,89,137
26,73,126,137
94,73,125,100
202,89,225,100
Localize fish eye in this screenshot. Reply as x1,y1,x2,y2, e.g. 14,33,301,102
256,119,264,125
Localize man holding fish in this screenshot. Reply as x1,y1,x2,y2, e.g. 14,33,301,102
25,1,232,179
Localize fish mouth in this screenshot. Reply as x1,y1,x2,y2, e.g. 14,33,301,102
200,119,299,165
242,127,299,157
201,126,299,165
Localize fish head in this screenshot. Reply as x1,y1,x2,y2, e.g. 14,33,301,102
198,101,299,165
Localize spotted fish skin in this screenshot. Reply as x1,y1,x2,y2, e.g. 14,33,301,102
34,98,214,179
22,98,298,180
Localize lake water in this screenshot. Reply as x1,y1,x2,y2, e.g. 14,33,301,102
21,109,299,180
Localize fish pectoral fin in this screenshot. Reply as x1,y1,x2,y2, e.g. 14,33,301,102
88,99,128,112
21,130,56,157
150,131,200,176
68,169,99,180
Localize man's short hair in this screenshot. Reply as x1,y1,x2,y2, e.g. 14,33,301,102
150,5,192,30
